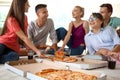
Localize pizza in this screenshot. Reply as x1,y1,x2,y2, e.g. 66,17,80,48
63,57,77,62
48,56,77,62
55,51,65,59
35,69,97,80
49,50,77,62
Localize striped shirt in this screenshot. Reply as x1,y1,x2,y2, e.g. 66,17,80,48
85,26,120,55
27,18,58,45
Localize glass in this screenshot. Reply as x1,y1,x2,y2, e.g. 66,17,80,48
28,50,34,59
64,48,71,57
107,57,116,69
108,60,116,69
88,17,96,22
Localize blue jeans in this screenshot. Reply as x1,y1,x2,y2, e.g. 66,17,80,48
0,44,19,64
56,27,85,55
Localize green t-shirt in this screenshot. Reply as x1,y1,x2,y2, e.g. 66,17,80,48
109,17,120,29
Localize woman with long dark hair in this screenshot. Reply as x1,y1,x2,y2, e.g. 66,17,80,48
0,0,46,64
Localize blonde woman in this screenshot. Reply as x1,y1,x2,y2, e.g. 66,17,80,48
57,6,89,55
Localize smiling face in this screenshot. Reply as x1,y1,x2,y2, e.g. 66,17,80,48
88,14,103,29
99,7,111,20
24,0,30,12
37,7,48,21
72,6,84,19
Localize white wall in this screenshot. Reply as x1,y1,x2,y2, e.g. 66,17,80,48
27,0,120,29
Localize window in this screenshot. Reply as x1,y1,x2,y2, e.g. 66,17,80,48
0,6,10,28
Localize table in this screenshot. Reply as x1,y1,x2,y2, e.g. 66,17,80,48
0,58,120,80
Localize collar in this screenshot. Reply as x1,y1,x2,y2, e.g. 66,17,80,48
88,28,104,36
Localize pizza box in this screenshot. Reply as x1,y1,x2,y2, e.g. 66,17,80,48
55,58,108,70
5,59,38,77
5,59,67,78
5,59,106,80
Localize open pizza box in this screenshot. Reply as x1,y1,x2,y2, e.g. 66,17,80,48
5,59,106,80
54,57,108,70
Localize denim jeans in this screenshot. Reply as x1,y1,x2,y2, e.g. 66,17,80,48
0,43,19,64
56,27,85,55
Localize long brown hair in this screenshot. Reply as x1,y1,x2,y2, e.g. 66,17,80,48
1,0,27,35
1,0,28,45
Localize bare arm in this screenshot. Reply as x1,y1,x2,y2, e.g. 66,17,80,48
16,30,46,58
83,20,89,34
60,22,73,50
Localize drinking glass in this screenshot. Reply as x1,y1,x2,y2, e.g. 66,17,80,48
28,50,34,59
64,48,71,57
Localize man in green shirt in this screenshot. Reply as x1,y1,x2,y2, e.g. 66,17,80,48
100,3,120,36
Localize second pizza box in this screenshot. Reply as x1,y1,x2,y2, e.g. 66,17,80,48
55,57,108,70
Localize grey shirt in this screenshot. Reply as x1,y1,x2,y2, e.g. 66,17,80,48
27,18,58,45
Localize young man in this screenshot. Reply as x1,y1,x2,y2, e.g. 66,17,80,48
27,4,58,53
99,3,120,36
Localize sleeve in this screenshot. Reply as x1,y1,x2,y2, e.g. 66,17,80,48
49,19,58,44
109,27,120,45
27,21,34,41
110,17,120,29
84,35,95,55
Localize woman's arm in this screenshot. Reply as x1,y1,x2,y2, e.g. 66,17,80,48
16,30,46,58
83,20,89,34
60,22,73,50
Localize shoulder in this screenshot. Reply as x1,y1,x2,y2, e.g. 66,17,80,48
85,32,91,37
47,18,53,23
69,21,74,28
83,20,89,24
85,33,90,41
110,17,120,22
8,17,17,22
28,20,36,29
7,17,19,26
105,26,114,30
29,20,36,25
104,26,116,32
82,20,89,29
82,20,89,26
